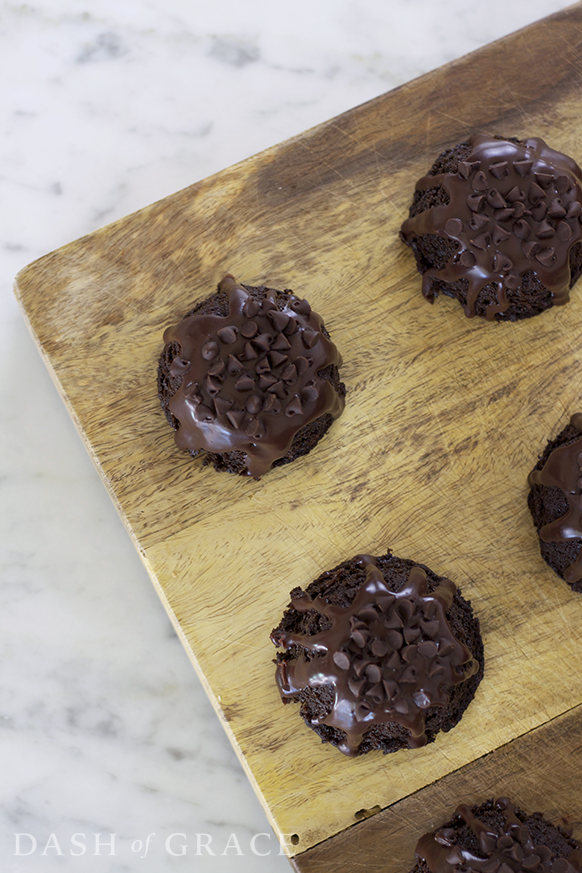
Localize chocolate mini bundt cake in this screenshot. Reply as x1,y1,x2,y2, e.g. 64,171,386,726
158,274,345,478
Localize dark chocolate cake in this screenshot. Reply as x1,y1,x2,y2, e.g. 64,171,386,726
270,552,483,757
400,135,582,321
528,413,582,593
409,796,582,873
158,274,345,478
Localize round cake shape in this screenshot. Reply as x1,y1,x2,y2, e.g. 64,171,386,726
400,134,582,321
158,274,345,478
271,552,483,757
528,412,582,592
409,797,582,873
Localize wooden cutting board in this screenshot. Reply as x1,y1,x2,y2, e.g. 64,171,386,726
15,3,582,867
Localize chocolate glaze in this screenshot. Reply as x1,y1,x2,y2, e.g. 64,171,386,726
162,275,344,478
271,556,478,757
528,413,582,583
416,797,582,873
401,135,582,320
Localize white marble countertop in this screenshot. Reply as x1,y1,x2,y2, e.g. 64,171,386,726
1,1,573,869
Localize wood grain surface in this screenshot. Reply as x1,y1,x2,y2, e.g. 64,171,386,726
14,1,582,862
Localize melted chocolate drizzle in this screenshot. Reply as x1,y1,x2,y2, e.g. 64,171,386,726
416,797,582,873
163,275,344,478
271,556,478,757
401,135,582,320
529,413,582,583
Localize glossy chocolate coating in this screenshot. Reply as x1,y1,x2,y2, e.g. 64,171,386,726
529,413,582,583
415,797,582,873
162,275,344,478
401,135,582,320
271,556,479,757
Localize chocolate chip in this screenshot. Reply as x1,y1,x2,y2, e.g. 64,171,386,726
259,373,278,390
214,396,233,416
348,676,366,697
479,833,497,855
285,396,303,417
506,844,523,863
351,628,370,648
548,197,566,218
418,640,438,659
245,418,264,438
394,698,409,714
528,181,546,202
295,356,310,375
514,159,533,176
292,298,311,315
268,380,287,399
402,645,418,663
365,663,381,683
384,611,403,629
445,218,463,236
268,310,290,332
242,297,260,318
280,363,298,383
419,619,439,638
460,250,476,267
535,246,555,266
243,342,259,360
194,404,215,422
535,172,554,188
169,356,190,376
550,860,571,873
567,200,582,218
358,604,379,621
522,240,540,259
371,639,388,657
467,193,485,212
259,298,277,315
489,160,508,179
202,341,219,360
234,374,255,391
376,594,396,613
492,253,513,273
283,317,299,336
366,683,385,704
302,330,319,349
557,221,573,241
207,358,225,376
386,651,401,670
471,232,491,250
217,326,238,344
241,321,258,338
205,375,221,395
513,219,530,240
511,201,527,218
271,332,291,351
403,626,421,644
301,383,319,402
469,212,489,231
497,835,513,850
506,185,525,202
487,189,507,209
352,657,368,677
383,679,399,700
246,394,262,414
556,174,571,193
269,351,288,368
255,357,271,375
333,651,351,670
253,333,273,352
458,160,479,179
227,354,244,375
536,219,555,239
263,395,282,414
400,665,417,683
494,208,515,222
492,225,510,244
505,274,520,290
385,630,403,650
531,201,547,222
472,171,488,191
355,701,371,720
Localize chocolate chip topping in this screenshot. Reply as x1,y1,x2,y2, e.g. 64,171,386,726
401,135,582,320
161,275,344,478
528,413,582,583
271,556,478,757
416,797,582,873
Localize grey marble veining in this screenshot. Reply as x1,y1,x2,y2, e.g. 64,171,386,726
0,0,572,869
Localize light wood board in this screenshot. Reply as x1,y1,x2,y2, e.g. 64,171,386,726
14,2,582,863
